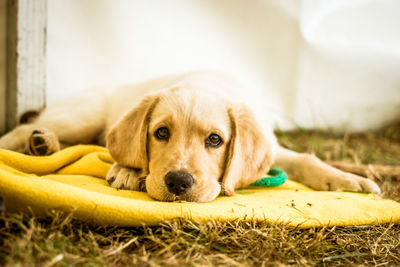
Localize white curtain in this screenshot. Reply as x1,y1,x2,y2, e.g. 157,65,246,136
47,0,400,132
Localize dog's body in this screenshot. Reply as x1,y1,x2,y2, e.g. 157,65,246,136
0,71,380,202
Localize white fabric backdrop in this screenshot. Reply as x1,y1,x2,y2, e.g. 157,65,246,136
47,0,400,132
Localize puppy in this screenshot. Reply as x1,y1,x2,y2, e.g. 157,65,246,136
0,72,381,202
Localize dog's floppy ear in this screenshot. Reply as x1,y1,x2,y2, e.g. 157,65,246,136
106,94,160,174
221,104,273,196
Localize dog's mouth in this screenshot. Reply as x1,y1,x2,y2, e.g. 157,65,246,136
170,194,192,203
145,172,222,202
146,186,211,202
159,189,196,202
162,184,221,203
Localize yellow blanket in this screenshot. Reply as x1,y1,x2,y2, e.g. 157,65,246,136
0,145,399,228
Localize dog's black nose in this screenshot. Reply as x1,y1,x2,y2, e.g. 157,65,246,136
164,171,194,195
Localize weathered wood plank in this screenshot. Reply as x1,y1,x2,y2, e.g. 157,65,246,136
6,0,47,131
0,0,6,134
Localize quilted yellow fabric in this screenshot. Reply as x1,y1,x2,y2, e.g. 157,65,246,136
0,145,399,228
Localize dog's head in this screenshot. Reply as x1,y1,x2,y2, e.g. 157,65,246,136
106,86,273,202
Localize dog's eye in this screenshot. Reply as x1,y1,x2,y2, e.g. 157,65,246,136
155,127,170,140
206,133,223,148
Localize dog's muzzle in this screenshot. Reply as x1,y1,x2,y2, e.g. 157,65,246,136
164,171,194,195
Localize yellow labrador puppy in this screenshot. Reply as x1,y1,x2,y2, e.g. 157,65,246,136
0,72,380,202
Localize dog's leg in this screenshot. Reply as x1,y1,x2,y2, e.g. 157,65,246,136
0,124,37,153
0,125,63,155
273,147,381,194
106,163,146,191
0,91,107,155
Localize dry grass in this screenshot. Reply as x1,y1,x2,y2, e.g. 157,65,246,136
1,123,400,266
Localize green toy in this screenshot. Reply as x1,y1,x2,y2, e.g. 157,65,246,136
251,168,288,187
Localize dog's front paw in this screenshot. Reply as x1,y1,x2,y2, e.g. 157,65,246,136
106,163,146,191
27,128,60,156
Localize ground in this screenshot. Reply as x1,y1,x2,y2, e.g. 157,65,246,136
1,123,399,266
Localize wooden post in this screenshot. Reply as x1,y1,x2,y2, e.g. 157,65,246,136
6,0,47,131
0,0,6,134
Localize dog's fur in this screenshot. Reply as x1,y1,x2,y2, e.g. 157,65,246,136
0,72,381,202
